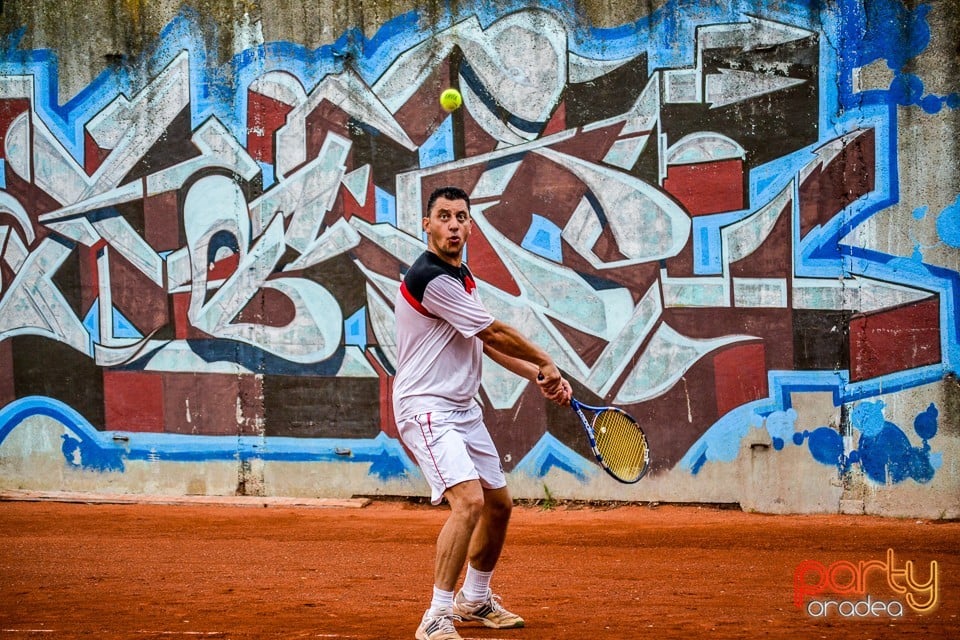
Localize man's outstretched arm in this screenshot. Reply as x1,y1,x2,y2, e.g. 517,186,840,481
478,320,570,404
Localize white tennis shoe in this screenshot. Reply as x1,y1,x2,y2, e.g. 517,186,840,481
415,607,462,640
453,590,525,629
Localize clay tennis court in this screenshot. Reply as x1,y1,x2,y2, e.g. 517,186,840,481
1,495,958,639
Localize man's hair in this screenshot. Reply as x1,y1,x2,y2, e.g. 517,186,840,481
426,186,470,216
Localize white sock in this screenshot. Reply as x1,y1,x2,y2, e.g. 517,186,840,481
430,586,455,614
462,564,493,602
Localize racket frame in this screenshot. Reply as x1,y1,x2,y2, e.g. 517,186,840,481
570,398,650,484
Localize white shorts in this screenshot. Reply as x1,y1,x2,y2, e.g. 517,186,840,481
397,404,507,505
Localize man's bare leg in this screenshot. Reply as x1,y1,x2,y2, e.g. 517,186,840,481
453,486,525,628
434,479,485,591
466,486,513,572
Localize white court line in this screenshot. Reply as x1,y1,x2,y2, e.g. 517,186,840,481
134,633,226,637
1,632,366,639
3,632,225,636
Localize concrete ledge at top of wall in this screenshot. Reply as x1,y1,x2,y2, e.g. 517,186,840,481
0,490,372,509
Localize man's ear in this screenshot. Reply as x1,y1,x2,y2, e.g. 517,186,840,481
422,216,430,231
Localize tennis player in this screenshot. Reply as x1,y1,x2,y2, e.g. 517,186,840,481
393,186,571,640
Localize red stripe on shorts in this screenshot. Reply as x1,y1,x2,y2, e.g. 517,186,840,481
418,412,447,489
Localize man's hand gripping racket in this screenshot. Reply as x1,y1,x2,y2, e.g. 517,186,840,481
538,373,650,484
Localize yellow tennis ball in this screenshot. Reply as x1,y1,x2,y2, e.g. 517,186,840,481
440,88,462,112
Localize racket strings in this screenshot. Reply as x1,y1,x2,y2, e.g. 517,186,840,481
593,410,648,481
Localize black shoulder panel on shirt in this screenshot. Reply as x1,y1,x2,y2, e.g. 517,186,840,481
403,251,471,303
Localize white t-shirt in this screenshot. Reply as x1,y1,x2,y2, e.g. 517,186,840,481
393,251,494,421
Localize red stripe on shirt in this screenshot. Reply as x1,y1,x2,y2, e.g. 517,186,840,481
400,280,438,318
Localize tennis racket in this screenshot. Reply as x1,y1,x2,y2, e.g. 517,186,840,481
569,398,650,484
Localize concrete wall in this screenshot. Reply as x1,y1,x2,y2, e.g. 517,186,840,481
0,0,957,517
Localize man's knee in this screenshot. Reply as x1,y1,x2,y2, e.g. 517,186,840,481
446,480,485,523
483,487,513,523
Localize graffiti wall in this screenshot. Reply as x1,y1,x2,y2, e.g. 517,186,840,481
0,0,957,516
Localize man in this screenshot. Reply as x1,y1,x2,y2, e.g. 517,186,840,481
393,186,571,640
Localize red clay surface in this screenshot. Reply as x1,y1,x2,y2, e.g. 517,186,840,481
1,499,958,639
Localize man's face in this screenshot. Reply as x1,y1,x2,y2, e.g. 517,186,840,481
423,196,471,264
